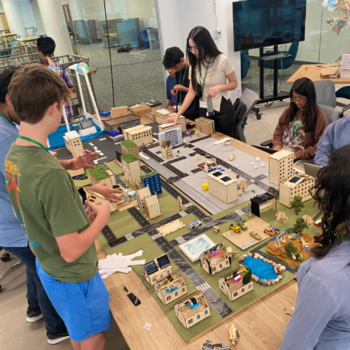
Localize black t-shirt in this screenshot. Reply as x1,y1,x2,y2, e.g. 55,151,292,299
175,65,200,121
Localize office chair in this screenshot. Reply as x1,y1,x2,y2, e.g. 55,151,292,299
0,247,23,292
313,81,337,108
335,86,350,117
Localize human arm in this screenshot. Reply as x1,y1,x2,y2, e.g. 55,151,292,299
69,86,76,93
314,124,335,166
174,84,189,93
58,150,98,171
207,70,238,97
166,99,176,112
279,274,338,350
88,183,123,203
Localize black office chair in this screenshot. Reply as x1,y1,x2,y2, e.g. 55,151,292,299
0,247,23,292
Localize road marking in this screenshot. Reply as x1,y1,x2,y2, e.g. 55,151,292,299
99,138,106,141
151,233,162,240
196,282,211,292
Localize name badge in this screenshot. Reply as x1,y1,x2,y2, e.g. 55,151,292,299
200,100,207,109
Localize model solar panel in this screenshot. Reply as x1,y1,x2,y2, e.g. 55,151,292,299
212,171,222,177
145,261,158,275
220,176,232,182
157,255,171,269
289,176,301,183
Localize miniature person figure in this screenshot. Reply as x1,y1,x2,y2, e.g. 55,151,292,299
177,196,183,211
280,145,350,350
246,203,251,217
5,65,113,350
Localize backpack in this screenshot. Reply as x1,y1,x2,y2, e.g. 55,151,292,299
231,98,247,141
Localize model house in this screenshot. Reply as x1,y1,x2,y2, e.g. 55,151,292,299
219,266,254,301
121,140,139,160
129,104,152,116
161,139,173,160
141,171,162,195
199,243,231,275
268,150,293,185
85,188,118,212
195,117,215,135
63,130,84,157
250,192,277,217
175,291,211,329
144,194,161,219
158,127,183,147
111,106,130,119
89,165,114,188
154,270,188,305
143,254,172,285
123,125,153,146
154,108,172,124
136,186,152,211
154,109,186,131
207,171,238,204
120,153,141,186
279,174,315,208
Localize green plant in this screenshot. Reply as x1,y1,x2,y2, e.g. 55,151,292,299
291,196,304,215
89,165,110,180
243,270,252,285
120,153,139,163
121,140,137,149
141,171,158,179
293,218,308,235
285,242,298,260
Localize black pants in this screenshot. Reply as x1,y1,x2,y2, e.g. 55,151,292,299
200,97,234,136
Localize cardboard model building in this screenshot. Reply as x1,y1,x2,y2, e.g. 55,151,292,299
144,194,161,220
268,150,293,185
143,254,172,285
129,104,152,117
207,171,238,204
121,140,139,160
123,125,153,146
120,153,141,187
154,270,188,305
219,266,254,301
85,188,118,213
136,186,152,211
199,243,231,276
175,291,211,329
88,165,114,188
161,139,173,160
195,117,215,135
141,171,162,195
250,192,277,217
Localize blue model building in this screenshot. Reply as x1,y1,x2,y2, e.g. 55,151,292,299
141,171,162,195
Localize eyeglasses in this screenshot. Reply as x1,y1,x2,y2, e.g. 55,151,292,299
188,46,198,54
290,97,307,103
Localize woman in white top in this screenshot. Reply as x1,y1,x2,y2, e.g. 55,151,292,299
164,26,238,135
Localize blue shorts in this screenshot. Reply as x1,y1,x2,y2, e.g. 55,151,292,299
36,259,112,342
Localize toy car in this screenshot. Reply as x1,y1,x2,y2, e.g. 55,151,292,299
237,222,247,231
264,226,280,236
229,224,241,233
188,220,201,229
314,219,321,227
249,231,262,241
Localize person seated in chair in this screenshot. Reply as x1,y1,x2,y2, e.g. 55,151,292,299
272,77,328,160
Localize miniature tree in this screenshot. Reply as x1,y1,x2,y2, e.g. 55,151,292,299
239,180,248,192
302,215,313,227
276,211,288,224
285,242,298,260
293,218,308,235
291,196,304,215
242,270,252,285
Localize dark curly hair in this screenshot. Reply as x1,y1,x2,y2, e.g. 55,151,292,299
311,145,350,258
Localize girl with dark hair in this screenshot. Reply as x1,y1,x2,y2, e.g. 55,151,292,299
280,145,350,349
272,77,328,160
164,26,238,135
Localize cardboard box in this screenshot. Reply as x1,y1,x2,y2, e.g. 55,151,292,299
130,104,152,117
111,106,130,119
195,117,215,135
320,67,340,79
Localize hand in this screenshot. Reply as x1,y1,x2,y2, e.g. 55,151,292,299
163,114,179,125
174,84,186,92
85,206,97,224
273,145,283,151
207,85,221,97
293,153,297,160
49,151,57,157
166,105,176,112
91,183,123,203
70,150,99,170
171,88,178,96
85,200,110,224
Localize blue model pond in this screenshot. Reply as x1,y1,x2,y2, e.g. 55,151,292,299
243,256,278,281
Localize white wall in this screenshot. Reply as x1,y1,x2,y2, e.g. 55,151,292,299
156,0,241,101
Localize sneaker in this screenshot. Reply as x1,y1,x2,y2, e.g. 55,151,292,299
26,307,43,323
47,332,70,345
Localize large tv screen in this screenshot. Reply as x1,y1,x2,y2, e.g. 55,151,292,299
233,0,306,52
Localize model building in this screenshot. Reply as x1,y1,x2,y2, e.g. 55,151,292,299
161,139,173,160
199,243,231,275
63,130,83,157
154,270,188,305
219,266,254,301
279,175,315,208
111,106,130,119
129,104,152,117
123,125,153,146
120,153,141,187
158,127,183,147
154,108,172,124
175,291,211,329
141,171,162,195
136,186,151,211
144,194,161,220
89,165,114,188
195,117,215,135
268,150,293,185
143,254,172,285
250,192,277,217
121,140,139,160
85,188,118,212
207,171,238,204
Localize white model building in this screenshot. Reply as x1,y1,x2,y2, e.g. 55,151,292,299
136,186,152,211
123,125,153,146
85,188,118,212
279,174,315,208
207,171,238,204
268,150,293,185
63,130,83,157
158,127,183,147
199,243,231,276
120,153,141,187
144,194,161,220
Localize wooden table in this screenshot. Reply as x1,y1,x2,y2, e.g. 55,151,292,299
0,32,17,47
95,118,298,349
286,64,350,85
15,36,39,53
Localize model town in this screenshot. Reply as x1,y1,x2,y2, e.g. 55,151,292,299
60,94,322,345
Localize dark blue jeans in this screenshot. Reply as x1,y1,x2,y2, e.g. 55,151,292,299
3,245,67,334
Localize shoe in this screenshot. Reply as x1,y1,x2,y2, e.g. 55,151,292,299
47,332,70,345
26,307,43,323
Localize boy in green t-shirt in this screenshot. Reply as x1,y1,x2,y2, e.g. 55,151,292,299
5,65,112,350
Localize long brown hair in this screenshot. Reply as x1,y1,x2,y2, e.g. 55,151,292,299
187,26,222,92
